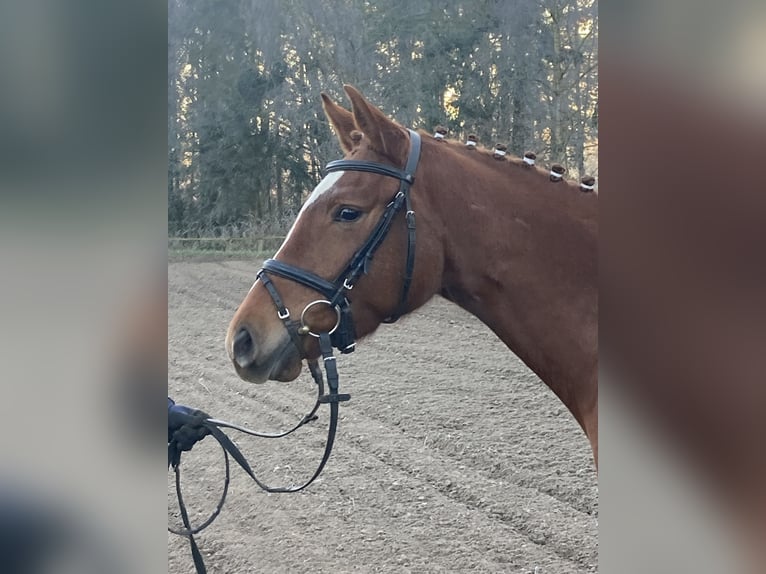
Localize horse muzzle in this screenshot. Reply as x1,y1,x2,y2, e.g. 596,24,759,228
227,326,302,383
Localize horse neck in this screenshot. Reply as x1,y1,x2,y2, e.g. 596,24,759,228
418,141,598,426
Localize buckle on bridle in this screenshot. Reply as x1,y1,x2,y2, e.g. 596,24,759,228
278,308,290,320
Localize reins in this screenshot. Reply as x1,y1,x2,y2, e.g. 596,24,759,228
168,334,347,573
168,128,421,574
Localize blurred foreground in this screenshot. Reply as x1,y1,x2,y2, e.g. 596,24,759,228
600,1,766,572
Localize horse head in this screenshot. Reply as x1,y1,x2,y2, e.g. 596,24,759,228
226,86,443,383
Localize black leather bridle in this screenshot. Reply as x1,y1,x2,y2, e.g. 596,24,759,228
168,130,422,574
258,128,422,356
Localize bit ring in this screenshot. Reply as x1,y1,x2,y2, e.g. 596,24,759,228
299,300,341,338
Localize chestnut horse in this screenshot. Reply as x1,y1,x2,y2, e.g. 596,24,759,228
226,85,598,464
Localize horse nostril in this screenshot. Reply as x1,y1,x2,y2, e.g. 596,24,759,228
233,326,256,368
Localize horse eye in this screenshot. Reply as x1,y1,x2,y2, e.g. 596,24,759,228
335,207,362,222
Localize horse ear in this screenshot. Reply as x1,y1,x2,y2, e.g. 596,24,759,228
343,84,407,161
321,92,356,153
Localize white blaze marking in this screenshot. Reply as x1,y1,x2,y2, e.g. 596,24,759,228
302,171,345,210
268,171,346,263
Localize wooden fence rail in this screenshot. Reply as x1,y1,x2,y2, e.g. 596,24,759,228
168,236,286,252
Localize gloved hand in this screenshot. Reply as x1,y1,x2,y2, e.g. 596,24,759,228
168,398,212,468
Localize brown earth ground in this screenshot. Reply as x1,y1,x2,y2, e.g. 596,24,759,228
168,260,598,573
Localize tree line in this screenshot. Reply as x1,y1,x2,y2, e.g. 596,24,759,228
168,0,597,237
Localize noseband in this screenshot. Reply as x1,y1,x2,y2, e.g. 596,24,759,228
258,128,421,355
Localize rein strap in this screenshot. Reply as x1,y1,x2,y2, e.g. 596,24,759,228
168,334,349,574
